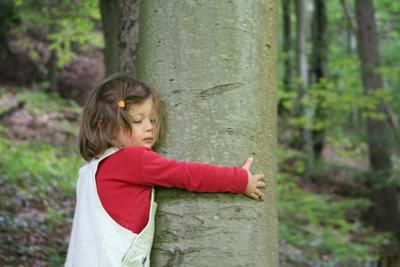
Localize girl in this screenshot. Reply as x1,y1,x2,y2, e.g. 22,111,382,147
65,74,265,267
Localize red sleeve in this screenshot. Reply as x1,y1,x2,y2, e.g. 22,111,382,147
138,147,248,193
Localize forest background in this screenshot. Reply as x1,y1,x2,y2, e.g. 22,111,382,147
0,0,399,266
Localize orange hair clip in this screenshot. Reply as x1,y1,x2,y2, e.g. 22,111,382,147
117,100,125,108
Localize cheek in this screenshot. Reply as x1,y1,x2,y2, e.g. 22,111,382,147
129,128,140,140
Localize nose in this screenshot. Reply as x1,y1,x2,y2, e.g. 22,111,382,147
144,119,153,132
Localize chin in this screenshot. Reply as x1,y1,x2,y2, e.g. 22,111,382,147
142,144,153,149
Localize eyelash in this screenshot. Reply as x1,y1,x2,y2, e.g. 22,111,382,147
132,119,156,124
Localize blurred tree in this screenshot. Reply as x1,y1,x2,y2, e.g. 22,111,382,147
355,0,400,264
100,0,139,76
0,0,18,80
310,0,327,159
99,0,120,76
295,0,314,171
118,0,139,76
135,0,278,266
281,0,293,90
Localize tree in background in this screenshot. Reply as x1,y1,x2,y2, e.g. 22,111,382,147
310,0,327,160
131,0,278,265
0,0,17,81
100,0,139,76
99,0,120,76
355,0,400,264
295,0,315,172
281,0,293,91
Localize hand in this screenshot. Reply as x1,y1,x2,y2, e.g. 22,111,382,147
242,157,266,200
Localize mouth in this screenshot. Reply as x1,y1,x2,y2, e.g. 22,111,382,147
143,137,154,143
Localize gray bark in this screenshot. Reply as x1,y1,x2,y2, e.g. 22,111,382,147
119,0,139,76
136,1,278,266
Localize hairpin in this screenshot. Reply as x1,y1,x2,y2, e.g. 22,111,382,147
117,100,125,108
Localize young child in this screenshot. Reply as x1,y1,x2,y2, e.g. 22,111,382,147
65,74,265,267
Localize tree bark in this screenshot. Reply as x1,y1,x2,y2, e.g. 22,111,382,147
136,1,278,266
99,0,121,76
355,0,400,263
310,0,327,159
119,0,140,77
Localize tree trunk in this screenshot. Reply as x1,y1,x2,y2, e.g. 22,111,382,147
355,0,400,264
118,0,140,77
99,0,121,76
0,0,17,81
282,0,292,91
295,0,314,172
310,0,327,159
136,1,278,266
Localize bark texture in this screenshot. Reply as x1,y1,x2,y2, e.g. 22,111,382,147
119,0,140,76
136,1,278,266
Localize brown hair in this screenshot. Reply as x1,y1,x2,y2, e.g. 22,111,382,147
79,74,165,161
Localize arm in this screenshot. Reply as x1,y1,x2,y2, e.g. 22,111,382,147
139,148,248,194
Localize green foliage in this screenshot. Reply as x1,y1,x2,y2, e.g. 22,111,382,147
279,0,400,265
17,90,81,116
278,147,391,264
0,136,83,197
279,73,392,134
12,0,102,67
0,88,83,265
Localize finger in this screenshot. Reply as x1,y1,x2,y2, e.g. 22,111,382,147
256,181,266,188
250,192,259,200
242,157,253,170
255,189,265,199
255,174,265,180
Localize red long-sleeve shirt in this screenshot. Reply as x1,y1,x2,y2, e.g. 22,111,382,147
96,146,248,234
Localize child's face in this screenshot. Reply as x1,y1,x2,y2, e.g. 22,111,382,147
116,97,157,149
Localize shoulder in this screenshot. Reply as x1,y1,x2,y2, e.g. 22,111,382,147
114,146,157,159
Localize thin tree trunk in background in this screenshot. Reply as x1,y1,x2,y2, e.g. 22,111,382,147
99,0,120,76
295,0,314,171
119,0,139,77
340,0,357,54
310,0,327,160
355,0,400,264
282,0,292,90
295,0,309,88
136,0,278,266
0,0,17,81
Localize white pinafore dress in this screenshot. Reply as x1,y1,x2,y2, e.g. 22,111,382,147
65,148,157,267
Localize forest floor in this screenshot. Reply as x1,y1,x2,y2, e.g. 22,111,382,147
0,87,81,266
0,87,397,266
